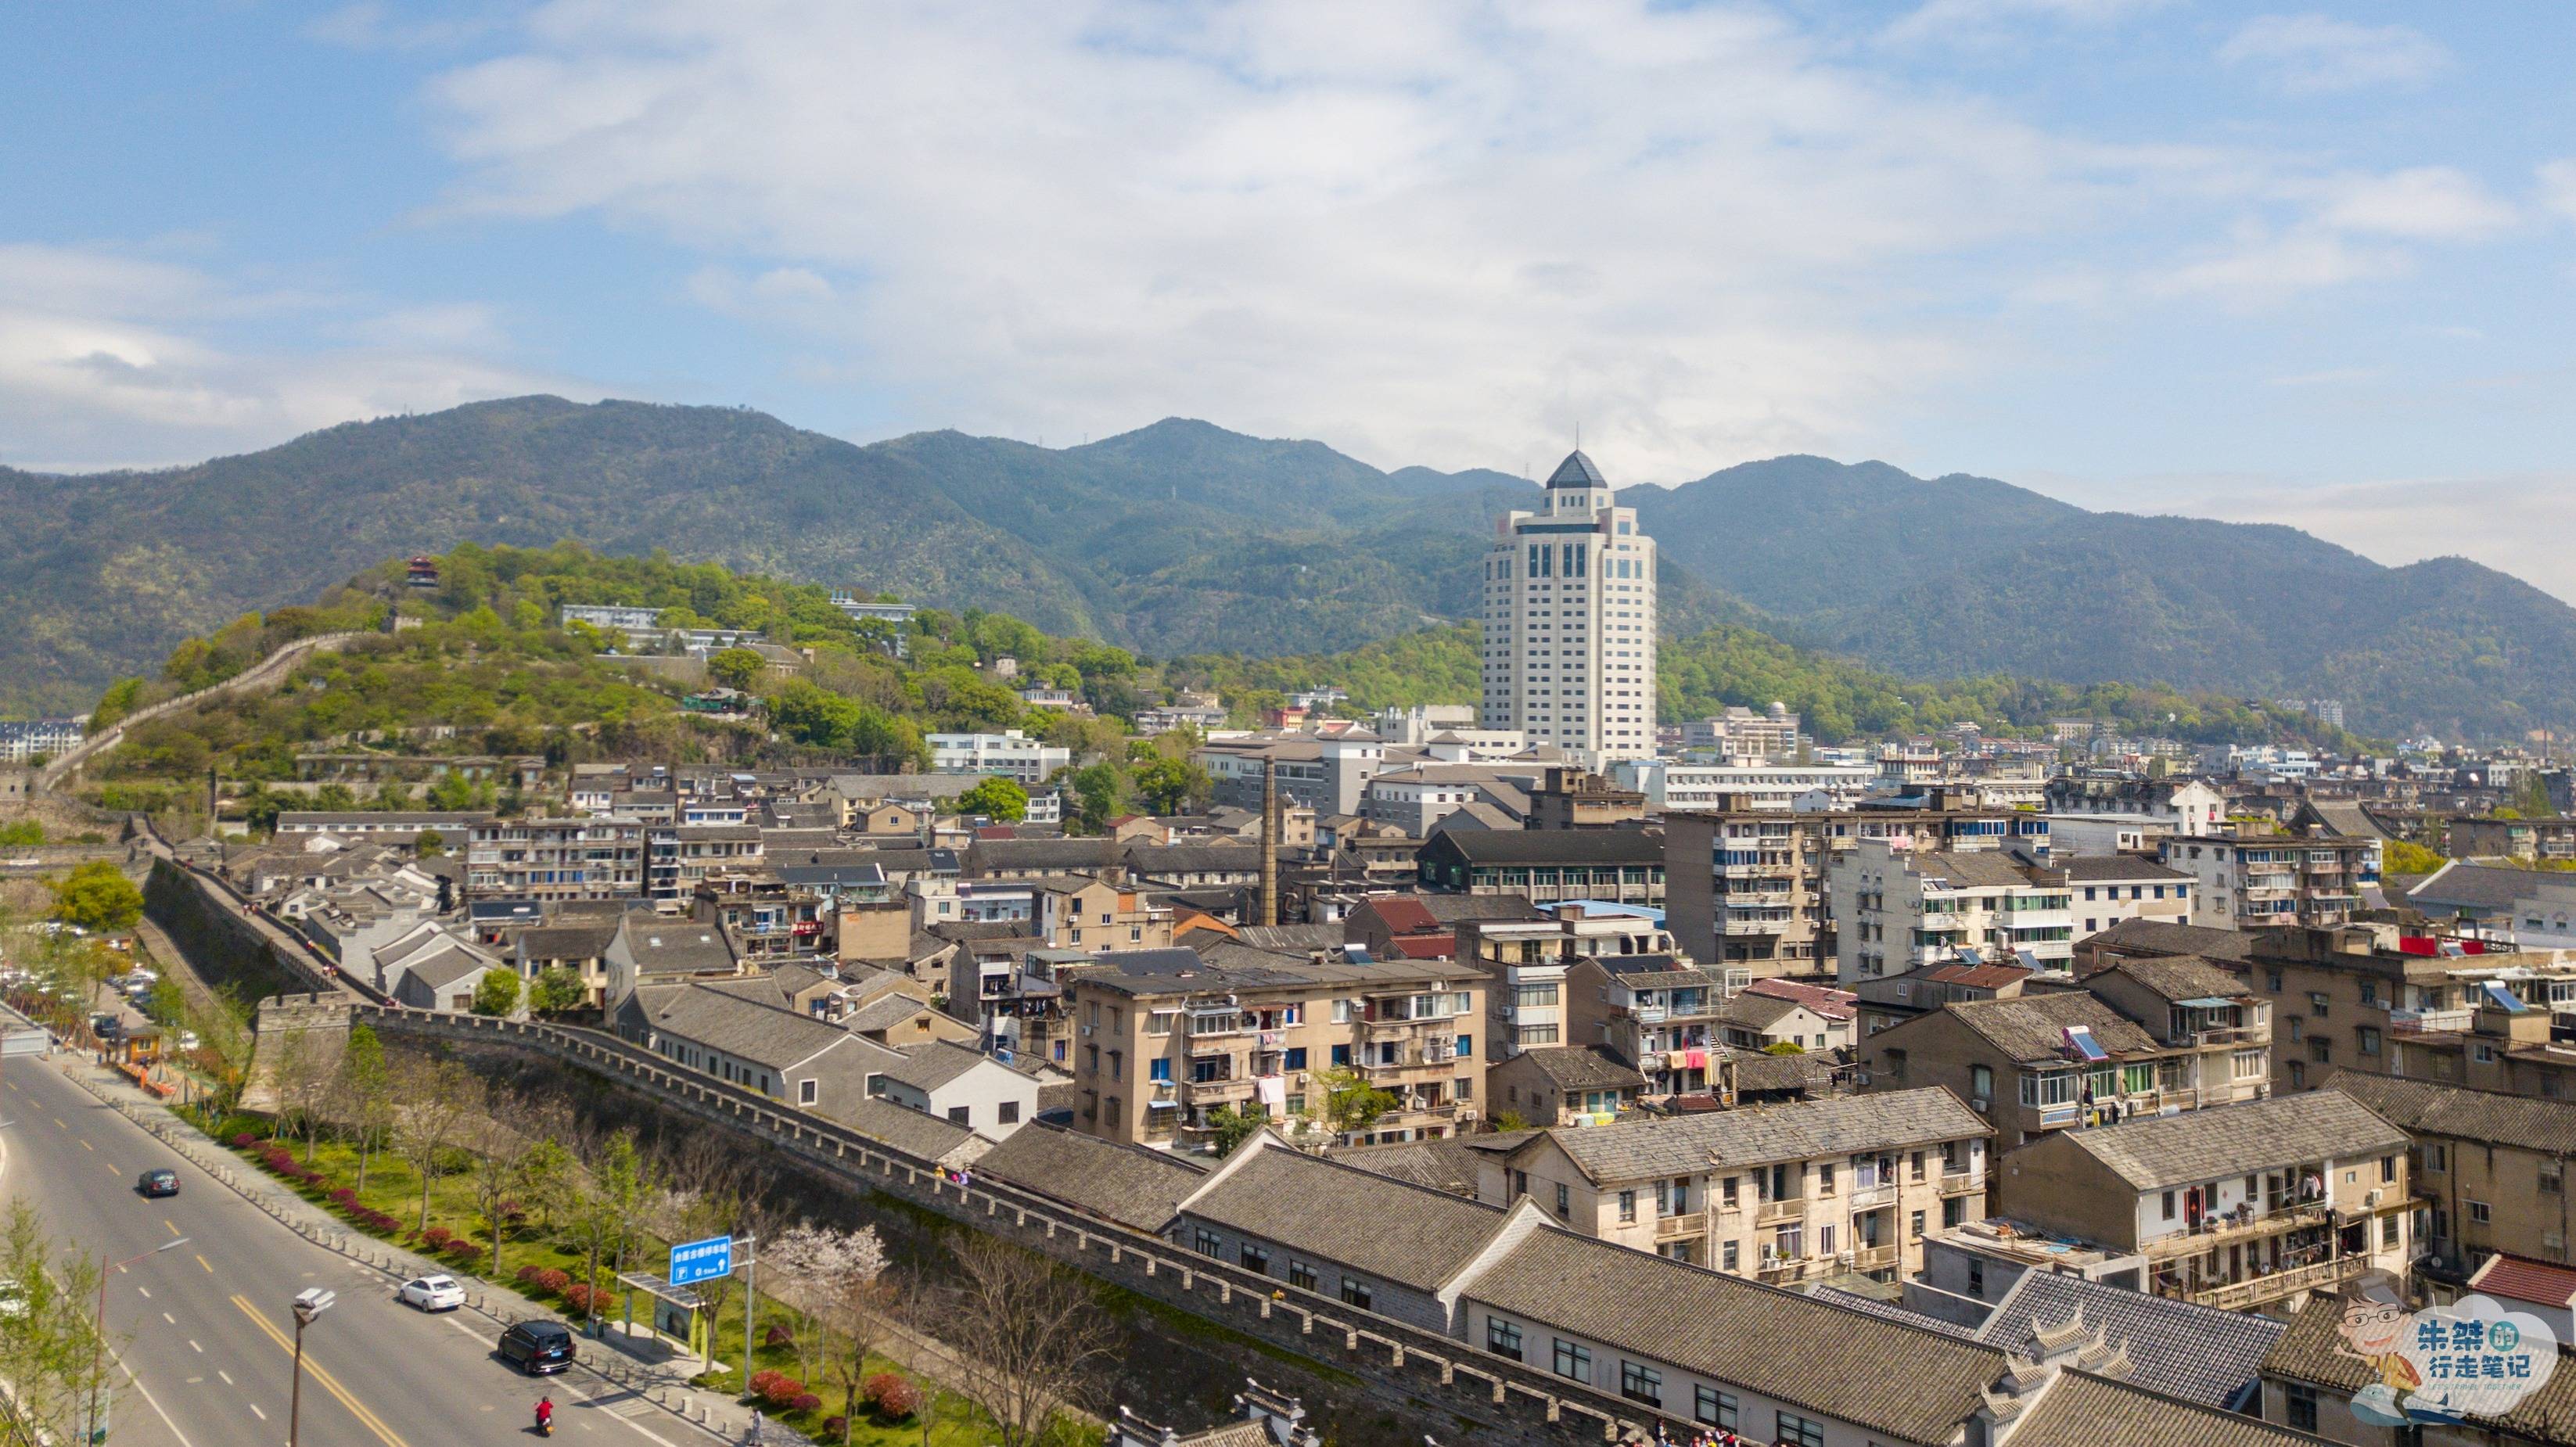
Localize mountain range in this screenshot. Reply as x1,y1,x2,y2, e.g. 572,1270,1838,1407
2,395,2564,740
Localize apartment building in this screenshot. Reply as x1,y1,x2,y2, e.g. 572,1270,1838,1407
1662,806,2050,979
2325,1072,2576,1284
1061,947,1489,1152
465,816,646,902
1828,842,2073,986
2159,830,2376,930
926,729,1069,784
1989,1092,2416,1314
1416,828,1665,907
1860,986,2271,1150
1613,759,1877,813
2044,777,2228,837
1196,731,1389,817
1680,703,1802,762
1454,902,1671,1059
1488,1046,1648,1126
1478,450,1658,768
2060,855,2194,941
1480,1089,1991,1281
1565,953,1730,1097
1035,876,1175,953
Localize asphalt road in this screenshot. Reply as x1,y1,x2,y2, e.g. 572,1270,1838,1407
0,1054,728,1447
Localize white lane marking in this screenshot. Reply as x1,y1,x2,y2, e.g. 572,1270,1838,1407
116,1354,199,1447
189,1339,203,1352
249,1402,267,1420
218,1370,234,1385
162,1311,176,1324
138,1286,152,1298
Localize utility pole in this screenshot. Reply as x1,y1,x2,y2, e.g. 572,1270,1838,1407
739,1233,757,1407
289,1287,334,1447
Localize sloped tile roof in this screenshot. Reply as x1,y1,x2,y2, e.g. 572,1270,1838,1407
2265,1298,2576,1442
1976,1270,2283,1409
2086,918,2259,964
1940,991,2162,1064
2324,1071,2576,1156
1540,1087,1986,1183
2053,1092,2405,1192
968,1122,1207,1231
1514,1045,1647,1093
2004,1370,2327,1447
1461,1226,2006,1445
1176,1144,1505,1292
2084,954,2254,1002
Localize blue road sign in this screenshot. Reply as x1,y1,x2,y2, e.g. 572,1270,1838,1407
670,1235,734,1287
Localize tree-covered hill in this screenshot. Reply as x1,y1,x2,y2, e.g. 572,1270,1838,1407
9,397,2573,739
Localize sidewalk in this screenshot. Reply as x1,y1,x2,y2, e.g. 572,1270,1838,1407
48,1053,769,1444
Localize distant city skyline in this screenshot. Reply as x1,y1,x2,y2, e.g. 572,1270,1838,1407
4,3,2571,596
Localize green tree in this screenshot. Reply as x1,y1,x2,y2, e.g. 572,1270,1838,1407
415,828,446,857
2383,838,2446,875
1202,1104,1268,1157
1303,1067,1396,1143
956,775,1029,823
528,966,589,1015
1763,1040,1806,1055
311,781,358,811
89,677,145,732
706,646,767,692
1134,755,1207,815
337,1023,394,1194
471,969,523,1017
570,1130,652,1334
49,860,143,933
1065,761,1129,834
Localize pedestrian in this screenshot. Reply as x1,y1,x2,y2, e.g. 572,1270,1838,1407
748,1408,763,1443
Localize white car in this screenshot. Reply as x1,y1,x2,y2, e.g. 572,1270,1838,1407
397,1275,466,1312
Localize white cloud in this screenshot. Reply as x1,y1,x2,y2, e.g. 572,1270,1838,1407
419,0,2234,481
2540,160,2576,226
0,245,577,472
2319,167,2517,240
2181,472,2576,601
307,2,504,52
1884,0,2167,46
2218,13,2452,94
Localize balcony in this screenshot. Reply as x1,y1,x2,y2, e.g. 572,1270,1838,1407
2187,1255,2369,1313
1727,890,1793,908
1723,917,1791,936
1755,1197,1805,1226
1938,1170,1984,1197
1849,1244,1901,1273
1179,1077,1254,1105
1757,1260,1808,1285
2143,1203,2332,1260
2172,1025,2265,1048
1846,1183,1896,1212
1655,1212,1705,1240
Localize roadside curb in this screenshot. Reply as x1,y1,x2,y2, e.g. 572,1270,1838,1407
47,1057,755,1443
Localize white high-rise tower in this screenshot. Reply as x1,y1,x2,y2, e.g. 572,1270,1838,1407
1478,450,1658,768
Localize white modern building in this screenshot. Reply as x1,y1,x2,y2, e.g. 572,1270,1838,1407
1478,451,1657,770
1614,759,1879,813
0,719,84,763
927,731,1071,785
1828,839,2074,984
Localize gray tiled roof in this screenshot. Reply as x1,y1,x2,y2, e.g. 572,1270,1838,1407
842,993,939,1036
1731,1050,1838,1095
968,1122,1207,1231
1333,1133,1532,1197
2054,1091,2406,1192
1977,1270,2283,1409
2324,1071,2576,1156
1536,1087,1988,1183
1417,896,1545,924
2086,918,2258,964
628,982,871,1071
1914,850,2035,889
1430,829,1662,865
1514,1046,1647,1093
618,916,737,975
2407,860,2531,914
1716,992,1805,1029
813,1094,982,1166
1462,1226,2007,1445
2003,1370,2327,1447
1938,990,2163,1064
874,1040,997,1092
1176,1144,1505,1292
1228,924,1345,953
2085,954,2252,1002
2058,855,2193,883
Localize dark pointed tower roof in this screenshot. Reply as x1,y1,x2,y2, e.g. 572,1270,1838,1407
1546,450,1607,489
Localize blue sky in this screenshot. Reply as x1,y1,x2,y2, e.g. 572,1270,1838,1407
5,2,2572,592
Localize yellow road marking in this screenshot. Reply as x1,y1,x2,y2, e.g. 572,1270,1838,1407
229,1294,412,1447
196,1255,212,1273
165,1219,179,1236
80,1140,93,1151
52,1117,64,1129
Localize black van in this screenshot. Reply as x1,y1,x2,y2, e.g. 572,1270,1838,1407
498,1320,575,1375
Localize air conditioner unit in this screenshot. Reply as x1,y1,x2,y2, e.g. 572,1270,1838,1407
1080,1025,1095,1037
1971,1097,1991,1114
2365,1188,2383,1208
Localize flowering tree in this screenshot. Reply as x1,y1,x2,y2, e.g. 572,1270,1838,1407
765,1223,889,1444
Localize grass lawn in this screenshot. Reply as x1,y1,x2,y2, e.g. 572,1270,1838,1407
194,1114,1047,1447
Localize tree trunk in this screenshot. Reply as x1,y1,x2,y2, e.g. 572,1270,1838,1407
417,1171,434,1233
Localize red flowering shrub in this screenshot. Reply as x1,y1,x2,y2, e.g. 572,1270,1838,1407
422,1226,454,1249
758,1374,807,1410
863,1373,920,1420
790,1394,821,1414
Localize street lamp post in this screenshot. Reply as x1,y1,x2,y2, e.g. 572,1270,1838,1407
86,1237,189,1445
288,1288,335,1447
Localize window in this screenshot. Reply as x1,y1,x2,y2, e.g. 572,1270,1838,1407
797,1079,818,1105
998,1100,1020,1125
1722,1176,1740,1207
1618,1190,1637,1224
1339,1277,1372,1310
2287,1383,2319,1432
2548,1165,2567,1196
1192,1229,1222,1258
1331,1044,1351,1068
1283,1047,1307,1071
2359,1027,2382,1057
1555,1183,1571,1219
1721,1241,1740,1271
1971,1064,1993,1100
1288,1260,1317,1291
1553,1338,1591,1381
2470,1201,2493,1225
1694,1387,1737,1430
2380,1154,2397,1183
1150,1057,1171,1083
947,1106,971,1126
2384,1215,2402,1248
1486,1318,1523,1360
1619,1360,1662,1406
1775,1411,1827,1447
2161,1190,2177,1221
1241,1243,1270,1273
2265,968,2283,993
1967,1258,1985,1298
1911,1209,1927,1237
2233,1049,2266,1080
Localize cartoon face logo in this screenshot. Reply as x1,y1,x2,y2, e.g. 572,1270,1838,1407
2341,1298,2408,1355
